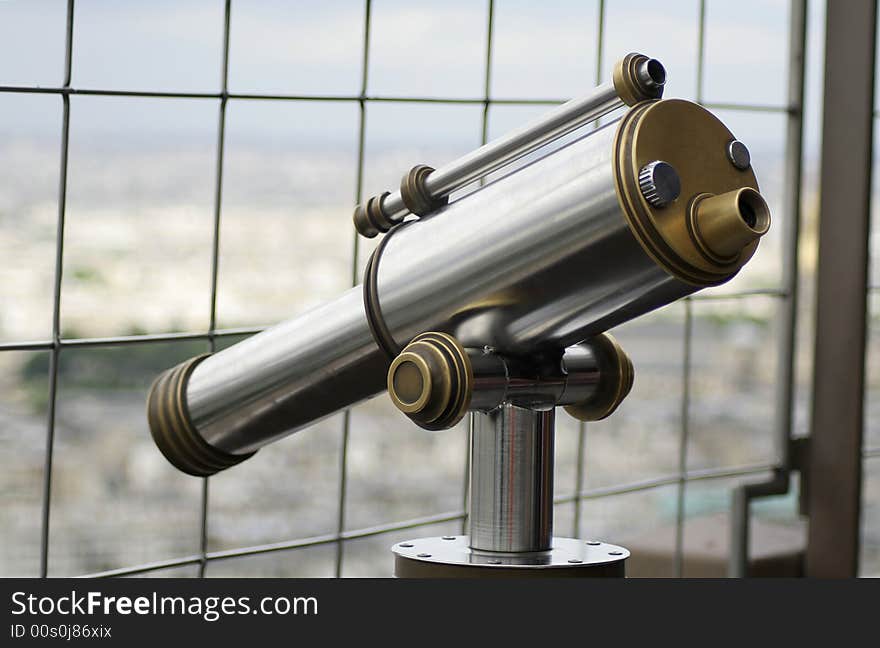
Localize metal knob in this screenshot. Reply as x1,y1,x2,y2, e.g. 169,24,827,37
727,140,751,170
638,160,681,208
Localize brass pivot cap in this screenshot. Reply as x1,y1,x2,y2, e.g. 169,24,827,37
613,53,666,106
387,332,473,431
565,333,634,422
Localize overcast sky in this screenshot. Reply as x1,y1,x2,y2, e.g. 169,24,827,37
0,0,827,155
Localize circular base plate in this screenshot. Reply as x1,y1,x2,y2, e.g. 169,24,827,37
393,536,629,578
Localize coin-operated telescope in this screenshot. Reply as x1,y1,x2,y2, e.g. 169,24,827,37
148,54,770,577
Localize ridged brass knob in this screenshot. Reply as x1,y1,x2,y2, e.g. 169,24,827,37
387,332,473,431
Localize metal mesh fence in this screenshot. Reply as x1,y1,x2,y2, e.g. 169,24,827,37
0,0,825,577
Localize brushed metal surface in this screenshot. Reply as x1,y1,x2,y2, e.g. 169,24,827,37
469,405,554,552
187,115,691,454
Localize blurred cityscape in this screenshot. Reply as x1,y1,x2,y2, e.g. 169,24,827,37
0,0,877,577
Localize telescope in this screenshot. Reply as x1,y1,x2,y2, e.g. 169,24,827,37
147,53,770,577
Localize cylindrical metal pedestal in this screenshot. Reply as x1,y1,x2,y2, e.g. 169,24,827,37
393,404,628,577
470,405,554,553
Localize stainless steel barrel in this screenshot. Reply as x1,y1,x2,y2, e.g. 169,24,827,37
148,97,770,476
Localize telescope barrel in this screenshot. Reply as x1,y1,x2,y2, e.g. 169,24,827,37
149,95,770,476
354,53,667,237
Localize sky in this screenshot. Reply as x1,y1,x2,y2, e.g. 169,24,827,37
0,0,824,154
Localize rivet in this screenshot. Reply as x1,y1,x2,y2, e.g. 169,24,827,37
441,536,456,541
609,551,623,556
586,541,601,546
417,553,432,558
568,559,583,564
399,543,414,548
727,140,751,170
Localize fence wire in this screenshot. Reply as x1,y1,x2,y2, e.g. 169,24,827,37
0,0,810,578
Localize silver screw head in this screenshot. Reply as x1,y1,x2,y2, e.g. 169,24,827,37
727,140,751,170
638,160,681,208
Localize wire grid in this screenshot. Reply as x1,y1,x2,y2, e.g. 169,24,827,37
0,0,808,578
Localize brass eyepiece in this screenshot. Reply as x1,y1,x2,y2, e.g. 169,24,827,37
689,188,771,262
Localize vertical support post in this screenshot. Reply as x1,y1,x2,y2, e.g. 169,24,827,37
41,0,75,579
728,0,808,579
469,404,555,553
806,0,876,577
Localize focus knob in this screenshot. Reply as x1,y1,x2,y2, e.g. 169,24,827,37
638,160,681,208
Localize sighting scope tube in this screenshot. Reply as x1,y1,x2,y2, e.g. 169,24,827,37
353,52,666,237
148,61,770,477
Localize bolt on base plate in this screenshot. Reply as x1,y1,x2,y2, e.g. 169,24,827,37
393,536,629,578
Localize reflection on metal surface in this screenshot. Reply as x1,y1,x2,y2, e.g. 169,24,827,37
469,406,554,552
353,52,666,237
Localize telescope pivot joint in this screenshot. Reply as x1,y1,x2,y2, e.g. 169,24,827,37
387,331,635,431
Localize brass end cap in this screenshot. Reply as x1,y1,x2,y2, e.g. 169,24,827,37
613,99,771,286
353,191,392,238
147,355,256,477
564,333,634,422
613,53,666,106
387,332,473,431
